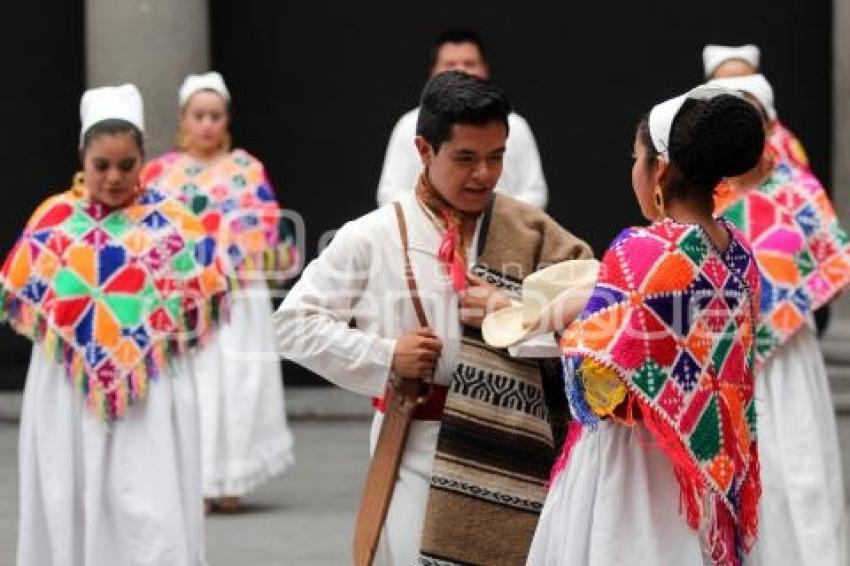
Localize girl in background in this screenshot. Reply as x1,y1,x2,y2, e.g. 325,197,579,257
143,72,296,513
3,84,226,565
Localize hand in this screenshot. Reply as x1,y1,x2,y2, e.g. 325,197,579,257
391,327,443,379
459,275,512,328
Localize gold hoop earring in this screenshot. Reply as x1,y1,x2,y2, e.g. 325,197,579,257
175,130,188,150
653,185,666,219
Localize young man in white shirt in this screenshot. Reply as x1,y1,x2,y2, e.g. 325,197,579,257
377,28,548,209
276,71,590,564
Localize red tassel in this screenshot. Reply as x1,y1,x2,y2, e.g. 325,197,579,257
640,398,706,529
708,498,740,566
548,420,583,485
738,444,761,552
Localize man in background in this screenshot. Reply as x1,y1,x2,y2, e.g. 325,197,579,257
377,28,548,209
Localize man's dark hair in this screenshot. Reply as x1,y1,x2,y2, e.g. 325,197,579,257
416,70,511,152
431,28,486,67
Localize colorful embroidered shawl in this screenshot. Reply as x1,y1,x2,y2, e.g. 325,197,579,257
768,121,809,171
142,149,298,283
0,186,228,421
716,160,850,364
559,219,761,565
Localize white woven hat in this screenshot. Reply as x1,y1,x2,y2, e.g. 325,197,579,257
482,259,599,349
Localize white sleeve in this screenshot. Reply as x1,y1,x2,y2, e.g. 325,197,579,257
505,115,548,209
273,219,396,397
376,112,422,207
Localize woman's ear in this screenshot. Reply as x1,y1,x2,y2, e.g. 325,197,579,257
654,156,669,188
414,136,434,169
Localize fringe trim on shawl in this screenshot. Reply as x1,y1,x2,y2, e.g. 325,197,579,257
1,288,227,422
548,419,583,484
231,242,300,286
640,396,759,566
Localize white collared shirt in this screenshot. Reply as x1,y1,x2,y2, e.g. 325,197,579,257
273,193,481,396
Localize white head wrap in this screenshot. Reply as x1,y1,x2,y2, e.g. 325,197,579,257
648,85,742,158
702,44,761,78
707,73,777,121
79,84,145,148
179,72,230,108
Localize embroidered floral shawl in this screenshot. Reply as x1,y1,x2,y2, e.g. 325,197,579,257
0,186,228,420
559,219,761,565
142,149,298,283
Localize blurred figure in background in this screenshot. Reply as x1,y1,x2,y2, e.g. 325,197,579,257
712,73,850,566
704,43,833,335
6,84,226,565
143,72,296,514
377,28,548,209
703,44,811,174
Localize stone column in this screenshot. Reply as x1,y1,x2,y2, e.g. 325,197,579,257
827,0,850,502
86,0,209,157
825,0,850,380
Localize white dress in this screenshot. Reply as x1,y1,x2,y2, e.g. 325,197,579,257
17,344,206,566
748,325,848,566
527,421,710,565
376,108,548,209
274,194,481,564
193,278,294,498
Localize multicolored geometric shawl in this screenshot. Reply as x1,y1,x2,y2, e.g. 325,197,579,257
559,219,761,566
0,185,228,421
716,160,850,364
142,149,298,283
768,121,809,171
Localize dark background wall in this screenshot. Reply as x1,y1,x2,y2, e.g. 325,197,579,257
0,3,85,388
209,0,833,383
0,1,833,387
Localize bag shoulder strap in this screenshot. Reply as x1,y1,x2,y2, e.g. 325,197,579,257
393,201,429,328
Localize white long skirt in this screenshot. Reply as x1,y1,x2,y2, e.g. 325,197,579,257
748,326,848,566
193,279,294,498
527,420,710,566
369,412,440,566
17,344,206,566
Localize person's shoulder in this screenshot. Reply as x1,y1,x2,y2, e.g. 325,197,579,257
507,112,534,132
141,150,184,186
332,200,399,243
230,148,264,167
493,192,540,216
26,189,79,227
391,107,419,132
602,225,659,256
507,112,529,127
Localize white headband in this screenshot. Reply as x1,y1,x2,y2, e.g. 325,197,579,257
179,72,230,108
707,74,777,121
648,85,742,158
79,83,145,147
702,44,761,78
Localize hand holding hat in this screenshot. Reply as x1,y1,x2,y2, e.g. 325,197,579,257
481,259,600,349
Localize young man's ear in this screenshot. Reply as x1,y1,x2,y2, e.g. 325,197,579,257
415,136,434,169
